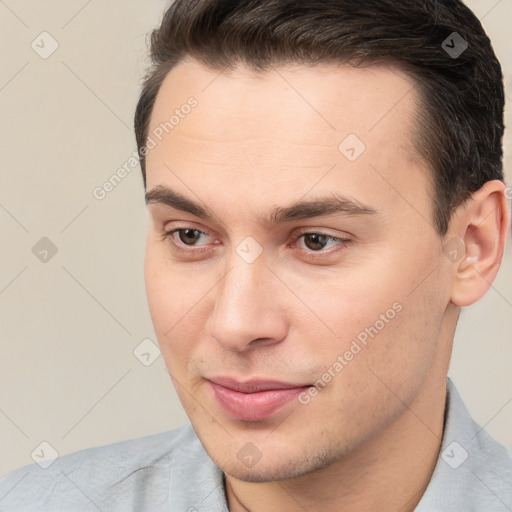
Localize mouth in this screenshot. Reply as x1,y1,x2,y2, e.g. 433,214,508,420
207,376,312,421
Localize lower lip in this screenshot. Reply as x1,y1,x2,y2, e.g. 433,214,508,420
208,381,309,421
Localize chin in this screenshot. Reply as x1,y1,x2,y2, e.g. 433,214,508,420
217,446,341,484
223,462,305,483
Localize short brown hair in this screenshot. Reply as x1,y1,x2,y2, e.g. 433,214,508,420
134,0,505,235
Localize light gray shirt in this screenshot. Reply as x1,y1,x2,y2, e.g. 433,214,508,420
1,378,511,511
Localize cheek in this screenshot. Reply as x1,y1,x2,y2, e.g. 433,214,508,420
280,263,403,344
295,248,444,379
307,284,445,440
144,242,204,331
144,243,215,371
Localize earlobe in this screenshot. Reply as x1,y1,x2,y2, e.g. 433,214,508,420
450,180,510,308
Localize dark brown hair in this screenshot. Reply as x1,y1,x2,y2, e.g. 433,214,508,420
134,0,505,235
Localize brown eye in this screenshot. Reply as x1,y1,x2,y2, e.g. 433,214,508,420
294,231,351,259
162,226,214,254
177,229,203,245
302,233,331,251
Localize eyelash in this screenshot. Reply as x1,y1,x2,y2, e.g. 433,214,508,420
162,226,351,260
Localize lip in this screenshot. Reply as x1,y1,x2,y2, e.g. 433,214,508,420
207,377,311,421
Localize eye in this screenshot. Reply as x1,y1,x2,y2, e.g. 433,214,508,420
163,228,213,250
299,233,338,251
175,228,207,246
294,231,351,257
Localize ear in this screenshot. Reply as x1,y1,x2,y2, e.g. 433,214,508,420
449,180,511,308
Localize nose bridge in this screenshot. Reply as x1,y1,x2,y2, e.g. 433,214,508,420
206,252,287,352
216,255,271,327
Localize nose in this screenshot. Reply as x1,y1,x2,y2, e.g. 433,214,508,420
205,256,288,353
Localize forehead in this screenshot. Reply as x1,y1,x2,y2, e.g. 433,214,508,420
148,57,419,147
145,58,429,228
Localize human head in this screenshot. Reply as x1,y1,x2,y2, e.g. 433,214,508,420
137,0,509,488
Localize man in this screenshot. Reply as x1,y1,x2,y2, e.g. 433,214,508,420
1,0,511,510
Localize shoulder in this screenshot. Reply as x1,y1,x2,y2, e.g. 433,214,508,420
0,423,206,511
459,415,512,510
416,379,512,511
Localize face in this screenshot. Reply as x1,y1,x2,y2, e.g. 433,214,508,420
144,58,454,482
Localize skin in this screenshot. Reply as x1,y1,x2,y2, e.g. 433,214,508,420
143,57,510,511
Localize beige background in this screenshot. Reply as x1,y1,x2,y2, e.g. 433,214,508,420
0,0,511,475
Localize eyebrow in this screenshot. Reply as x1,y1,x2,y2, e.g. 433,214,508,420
145,185,378,226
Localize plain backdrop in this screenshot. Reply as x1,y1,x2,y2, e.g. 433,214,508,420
0,0,511,475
